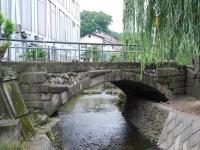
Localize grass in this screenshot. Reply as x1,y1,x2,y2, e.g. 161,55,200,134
46,131,62,150
0,141,27,150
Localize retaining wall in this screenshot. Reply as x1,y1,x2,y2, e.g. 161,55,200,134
124,99,200,149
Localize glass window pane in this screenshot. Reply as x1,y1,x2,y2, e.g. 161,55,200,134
50,3,56,39
38,0,46,36
59,10,65,41
21,0,32,31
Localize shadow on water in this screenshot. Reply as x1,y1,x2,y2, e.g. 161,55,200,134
58,93,157,150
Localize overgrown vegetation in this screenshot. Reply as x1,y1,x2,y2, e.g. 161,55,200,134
46,131,62,150
26,48,46,61
83,45,101,62
0,12,14,60
0,141,27,150
123,0,200,67
109,53,121,62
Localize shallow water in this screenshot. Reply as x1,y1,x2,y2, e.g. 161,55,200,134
59,93,156,150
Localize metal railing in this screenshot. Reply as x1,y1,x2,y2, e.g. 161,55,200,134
0,38,143,62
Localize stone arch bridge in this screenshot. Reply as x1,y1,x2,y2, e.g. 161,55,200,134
2,62,196,116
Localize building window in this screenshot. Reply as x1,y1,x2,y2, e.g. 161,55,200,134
50,2,56,40
59,10,65,41
38,0,46,36
21,0,32,31
0,0,12,18
66,16,71,42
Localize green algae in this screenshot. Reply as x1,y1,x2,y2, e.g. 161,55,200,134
1,81,35,139
2,81,28,117
20,116,35,140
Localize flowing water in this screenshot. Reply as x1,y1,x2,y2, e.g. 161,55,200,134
59,92,156,150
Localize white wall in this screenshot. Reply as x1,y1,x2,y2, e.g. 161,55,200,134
80,34,103,44
0,0,81,61
0,0,80,42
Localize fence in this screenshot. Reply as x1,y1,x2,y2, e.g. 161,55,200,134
0,38,142,62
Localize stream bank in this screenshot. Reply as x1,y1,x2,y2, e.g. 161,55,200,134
123,97,200,149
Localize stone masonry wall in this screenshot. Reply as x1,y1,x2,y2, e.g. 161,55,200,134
158,110,200,149
124,99,200,149
186,67,200,98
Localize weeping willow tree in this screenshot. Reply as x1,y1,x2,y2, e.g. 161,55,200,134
123,0,200,66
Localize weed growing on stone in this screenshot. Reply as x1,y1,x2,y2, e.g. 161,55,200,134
0,140,27,150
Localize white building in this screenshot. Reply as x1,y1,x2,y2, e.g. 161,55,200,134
0,0,80,61
80,31,121,61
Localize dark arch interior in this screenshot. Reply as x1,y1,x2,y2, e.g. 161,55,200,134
112,80,168,102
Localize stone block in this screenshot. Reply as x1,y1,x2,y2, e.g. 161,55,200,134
173,88,186,95
190,130,200,147
186,87,200,98
175,115,184,127
175,135,182,150
167,120,175,133
183,139,191,150
158,76,185,84
186,79,195,87
19,72,48,84
158,140,168,150
156,68,185,77
88,70,111,78
187,70,196,79
68,84,81,99
0,119,21,143
167,130,175,148
184,118,193,129
142,76,156,88
20,84,47,93
174,122,184,137
44,101,57,116
25,101,44,109
27,134,54,150
90,75,105,87
23,93,51,101
194,79,200,87
169,82,185,89
79,78,91,91
60,91,68,104
51,94,61,108
166,112,177,125
111,70,122,81
181,126,193,142
158,126,168,145
192,120,200,133
45,84,68,93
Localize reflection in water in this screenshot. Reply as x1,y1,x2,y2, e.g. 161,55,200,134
59,94,156,150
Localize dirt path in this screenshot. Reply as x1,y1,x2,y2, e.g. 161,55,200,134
163,96,200,116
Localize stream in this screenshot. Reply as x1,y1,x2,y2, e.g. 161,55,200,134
59,92,157,150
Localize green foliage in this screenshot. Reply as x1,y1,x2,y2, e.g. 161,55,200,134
0,12,14,59
81,11,113,36
109,53,120,62
3,19,14,39
26,48,46,61
0,141,27,150
0,12,4,28
83,46,101,62
46,131,62,149
0,42,9,56
123,0,200,67
0,114,4,120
